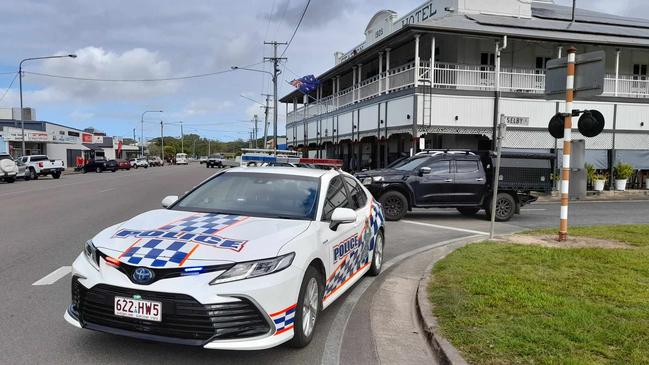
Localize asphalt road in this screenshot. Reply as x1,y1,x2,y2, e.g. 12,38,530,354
1,164,647,364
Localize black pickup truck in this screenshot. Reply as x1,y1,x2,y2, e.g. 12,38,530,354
355,150,554,222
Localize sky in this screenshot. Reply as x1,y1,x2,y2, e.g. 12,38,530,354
0,0,647,142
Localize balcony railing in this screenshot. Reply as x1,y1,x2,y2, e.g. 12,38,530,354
286,61,649,125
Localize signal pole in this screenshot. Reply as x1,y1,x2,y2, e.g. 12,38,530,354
264,41,287,150
261,93,272,147
558,47,577,241
160,121,164,160
253,114,259,148
179,121,184,154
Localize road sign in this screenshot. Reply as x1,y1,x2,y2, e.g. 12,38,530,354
545,50,606,99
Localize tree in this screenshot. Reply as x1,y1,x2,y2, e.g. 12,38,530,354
163,145,176,159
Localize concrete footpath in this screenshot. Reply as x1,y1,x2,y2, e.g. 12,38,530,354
369,240,470,365
538,189,649,202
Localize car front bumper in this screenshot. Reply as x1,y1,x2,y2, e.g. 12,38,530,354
64,253,301,350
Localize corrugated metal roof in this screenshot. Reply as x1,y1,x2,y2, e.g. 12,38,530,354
532,2,649,28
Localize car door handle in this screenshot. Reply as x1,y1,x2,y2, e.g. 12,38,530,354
476,178,484,182
444,178,453,182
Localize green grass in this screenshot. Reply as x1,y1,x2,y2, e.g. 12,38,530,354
429,224,649,365
524,224,649,247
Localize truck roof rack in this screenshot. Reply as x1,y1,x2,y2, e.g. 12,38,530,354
416,149,476,156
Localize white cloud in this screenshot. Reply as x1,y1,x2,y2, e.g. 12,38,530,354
23,46,179,103
182,98,234,116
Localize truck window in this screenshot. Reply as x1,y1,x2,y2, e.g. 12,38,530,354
426,160,451,174
456,160,479,173
322,176,350,221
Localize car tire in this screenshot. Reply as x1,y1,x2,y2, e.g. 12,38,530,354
457,207,480,216
30,168,38,180
96,167,102,173
367,230,384,276
52,171,61,179
24,172,31,181
379,191,408,221
288,266,323,348
5,176,15,183
485,193,516,222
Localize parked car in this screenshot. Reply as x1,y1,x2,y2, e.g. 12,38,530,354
115,159,131,170
20,154,65,180
206,154,224,168
147,156,164,167
355,150,554,222
199,156,208,164
130,158,149,169
82,158,118,173
15,157,31,181
0,153,19,183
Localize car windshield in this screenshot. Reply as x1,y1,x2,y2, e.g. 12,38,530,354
393,156,431,171
173,172,320,220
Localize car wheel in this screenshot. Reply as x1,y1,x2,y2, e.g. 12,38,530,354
23,173,31,181
485,193,516,222
367,230,384,276
289,266,323,348
52,171,61,179
5,176,15,183
96,167,102,173
30,168,38,180
457,207,480,216
379,191,408,221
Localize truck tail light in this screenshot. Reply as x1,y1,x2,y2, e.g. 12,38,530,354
38,162,44,168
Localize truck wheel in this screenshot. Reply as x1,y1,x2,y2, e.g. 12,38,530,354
5,176,15,183
486,193,516,222
380,191,408,221
52,171,61,179
457,207,480,216
289,266,323,348
30,168,38,180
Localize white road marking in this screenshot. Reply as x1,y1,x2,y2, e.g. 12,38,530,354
400,220,489,235
32,266,71,286
99,188,116,193
521,208,546,211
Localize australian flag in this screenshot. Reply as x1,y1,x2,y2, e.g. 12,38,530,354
291,75,320,94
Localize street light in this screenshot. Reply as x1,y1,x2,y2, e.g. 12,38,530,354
19,54,76,156
231,65,279,150
140,110,163,157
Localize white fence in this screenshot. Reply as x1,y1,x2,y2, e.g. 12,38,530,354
286,62,649,124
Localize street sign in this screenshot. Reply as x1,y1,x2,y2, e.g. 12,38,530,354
545,50,606,99
501,115,529,126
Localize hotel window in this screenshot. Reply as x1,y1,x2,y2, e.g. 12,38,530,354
633,64,647,80
480,52,495,79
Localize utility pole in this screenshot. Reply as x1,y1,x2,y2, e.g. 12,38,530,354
249,131,253,148
132,128,136,142
264,41,287,151
261,93,271,147
253,114,259,148
160,121,164,160
192,138,196,158
180,121,184,154
208,139,211,156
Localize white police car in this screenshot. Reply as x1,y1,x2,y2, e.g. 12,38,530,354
65,166,385,350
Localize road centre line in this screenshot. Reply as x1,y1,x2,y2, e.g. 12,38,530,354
32,266,71,286
99,188,116,193
400,220,489,235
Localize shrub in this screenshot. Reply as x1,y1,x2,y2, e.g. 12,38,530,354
614,162,634,180
585,163,595,182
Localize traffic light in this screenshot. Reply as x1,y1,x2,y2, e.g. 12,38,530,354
578,109,605,137
548,113,564,139
548,109,605,138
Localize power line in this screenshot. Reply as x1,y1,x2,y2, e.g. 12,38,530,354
280,0,311,58
0,71,17,75
21,62,264,83
0,72,18,105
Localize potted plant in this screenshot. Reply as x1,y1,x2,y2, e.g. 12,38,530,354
613,162,634,191
585,163,595,189
593,172,607,192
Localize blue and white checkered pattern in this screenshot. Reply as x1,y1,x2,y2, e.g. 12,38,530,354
121,239,197,268
325,200,384,296
271,305,296,334
159,213,247,235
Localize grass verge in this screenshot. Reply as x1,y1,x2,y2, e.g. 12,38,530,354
429,224,649,365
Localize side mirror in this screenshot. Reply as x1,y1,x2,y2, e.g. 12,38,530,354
418,166,432,176
329,207,357,231
161,195,179,208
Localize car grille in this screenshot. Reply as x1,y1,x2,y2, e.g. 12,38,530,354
72,277,270,343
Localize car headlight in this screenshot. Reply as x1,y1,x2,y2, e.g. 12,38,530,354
84,240,100,269
362,176,384,185
210,252,295,285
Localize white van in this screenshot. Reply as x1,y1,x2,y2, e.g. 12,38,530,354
175,153,188,165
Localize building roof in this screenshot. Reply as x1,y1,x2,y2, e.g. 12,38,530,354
281,1,649,103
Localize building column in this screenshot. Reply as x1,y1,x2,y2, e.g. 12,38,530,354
430,36,436,86
615,49,620,97
357,63,363,101
352,66,357,103
385,48,391,92
336,76,341,108
378,51,384,94
557,46,563,59
414,34,421,87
